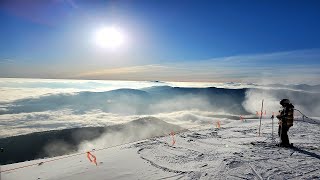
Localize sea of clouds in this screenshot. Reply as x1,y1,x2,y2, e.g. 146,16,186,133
0,78,319,138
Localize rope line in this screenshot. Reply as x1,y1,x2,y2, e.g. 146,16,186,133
294,108,319,125
294,109,312,120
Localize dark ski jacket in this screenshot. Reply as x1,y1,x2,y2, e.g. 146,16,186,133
277,103,294,127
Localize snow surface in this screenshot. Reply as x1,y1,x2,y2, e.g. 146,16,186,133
1,118,320,180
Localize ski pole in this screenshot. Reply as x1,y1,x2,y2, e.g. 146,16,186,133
279,107,285,147
271,114,274,142
279,121,282,147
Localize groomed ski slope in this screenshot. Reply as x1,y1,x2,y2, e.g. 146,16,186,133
2,118,320,180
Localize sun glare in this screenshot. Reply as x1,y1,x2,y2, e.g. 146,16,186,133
94,26,125,49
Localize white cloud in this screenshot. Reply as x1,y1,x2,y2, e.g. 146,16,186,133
0,109,134,138
1,49,320,84
69,49,320,84
0,59,15,64
0,78,167,103
0,87,78,103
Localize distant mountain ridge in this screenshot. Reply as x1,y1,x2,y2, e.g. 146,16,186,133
1,85,319,117
265,84,320,92
0,86,249,115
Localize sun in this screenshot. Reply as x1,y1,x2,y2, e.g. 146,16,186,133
94,26,125,49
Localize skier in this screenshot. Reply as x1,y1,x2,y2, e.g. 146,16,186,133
276,99,294,147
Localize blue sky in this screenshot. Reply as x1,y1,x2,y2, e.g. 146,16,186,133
1,0,320,83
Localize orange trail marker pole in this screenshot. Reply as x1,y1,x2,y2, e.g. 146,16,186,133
86,152,98,166
170,131,175,146
216,120,221,128
240,115,244,122
258,99,264,136
86,152,92,162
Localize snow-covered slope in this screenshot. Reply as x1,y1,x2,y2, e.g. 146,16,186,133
1,118,320,180
0,117,184,165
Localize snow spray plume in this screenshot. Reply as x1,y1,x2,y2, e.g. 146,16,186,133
41,141,74,158
77,117,183,152
243,88,320,117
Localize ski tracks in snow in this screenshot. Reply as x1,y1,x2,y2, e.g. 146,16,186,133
130,120,320,179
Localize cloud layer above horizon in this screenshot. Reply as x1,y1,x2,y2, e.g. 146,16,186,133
1,49,320,84
66,48,320,84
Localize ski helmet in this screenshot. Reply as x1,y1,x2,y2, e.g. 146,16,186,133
280,99,290,106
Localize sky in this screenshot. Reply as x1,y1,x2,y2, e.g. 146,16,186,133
0,0,320,84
